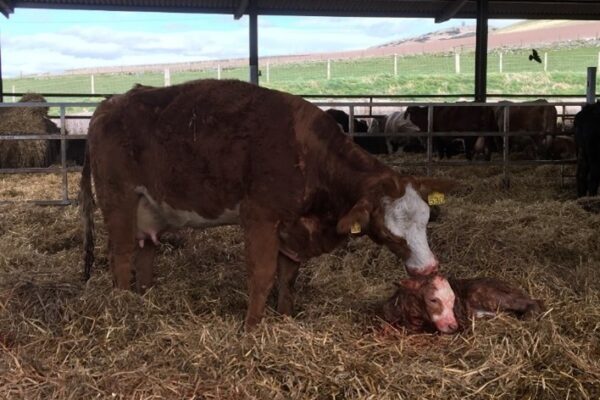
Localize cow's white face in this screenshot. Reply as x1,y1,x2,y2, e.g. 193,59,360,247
382,184,439,275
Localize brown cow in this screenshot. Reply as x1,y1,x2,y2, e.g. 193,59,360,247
80,80,453,330
381,275,543,334
494,99,557,158
404,104,497,161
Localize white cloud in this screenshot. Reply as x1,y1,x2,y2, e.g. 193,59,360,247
2,16,519,77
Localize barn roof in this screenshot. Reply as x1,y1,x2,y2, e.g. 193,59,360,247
3,0,600,20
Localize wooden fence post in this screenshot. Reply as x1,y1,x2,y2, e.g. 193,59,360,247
164,68,171,86
266,62,270,83
543,52,548,72
455,52,460,74
499,52,503,73
90,74,95,94
394,54,398,76
327,59,331,80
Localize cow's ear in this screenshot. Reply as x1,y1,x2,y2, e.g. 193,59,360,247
413,177,457,198
336,198,372,235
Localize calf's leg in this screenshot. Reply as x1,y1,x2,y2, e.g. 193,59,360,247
496,295,543,319
276,253,300,316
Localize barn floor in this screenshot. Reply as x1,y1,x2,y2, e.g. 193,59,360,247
0,160,599,399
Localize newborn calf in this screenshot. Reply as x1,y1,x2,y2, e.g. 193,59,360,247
381,275,543,334
449,277,544,321
381,274,459,334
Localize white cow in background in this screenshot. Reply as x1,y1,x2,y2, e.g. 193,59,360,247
368,111,424,154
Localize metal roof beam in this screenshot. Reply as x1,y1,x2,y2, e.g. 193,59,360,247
0,0,14,17
234,0,249,20
435,0,469,23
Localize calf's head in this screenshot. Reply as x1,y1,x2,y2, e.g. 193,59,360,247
396,274,459,334
337,177,454,276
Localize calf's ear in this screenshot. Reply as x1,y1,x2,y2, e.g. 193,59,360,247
336,198,372,235
399,278,425,291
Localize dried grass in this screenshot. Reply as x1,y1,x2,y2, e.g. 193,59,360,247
0,94,59,169
0,159,599,399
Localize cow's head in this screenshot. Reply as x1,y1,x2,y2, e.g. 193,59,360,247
398,274,459,334
337,176,454,276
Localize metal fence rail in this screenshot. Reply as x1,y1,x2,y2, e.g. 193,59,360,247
0,101,96,205
0,99,583,205
312,100,582,188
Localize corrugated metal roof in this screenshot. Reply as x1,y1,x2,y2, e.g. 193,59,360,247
4,0,600,20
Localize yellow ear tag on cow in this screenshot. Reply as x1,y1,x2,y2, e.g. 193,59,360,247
350,222,362,234
428,191,445,206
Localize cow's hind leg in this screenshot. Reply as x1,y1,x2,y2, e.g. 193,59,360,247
135,242,157,294
276,253,300,316
241,205,280,330
497,295,542,319
105,207,138,290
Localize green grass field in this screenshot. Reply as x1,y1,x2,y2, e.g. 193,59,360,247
3,45,599,101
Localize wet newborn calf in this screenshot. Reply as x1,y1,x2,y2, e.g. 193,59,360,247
381,274,459,334
381,275,543,334
448,277,544,321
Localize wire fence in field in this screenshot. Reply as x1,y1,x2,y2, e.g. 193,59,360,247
3,46,600,98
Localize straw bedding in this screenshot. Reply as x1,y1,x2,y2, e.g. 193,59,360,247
0,160,598,399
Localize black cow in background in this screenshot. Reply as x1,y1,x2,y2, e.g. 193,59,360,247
325,109,388,154
49,138,87,166
574,102,600,197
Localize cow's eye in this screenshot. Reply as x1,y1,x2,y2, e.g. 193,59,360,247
428,298,439,304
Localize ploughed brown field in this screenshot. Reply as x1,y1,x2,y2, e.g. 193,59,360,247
0,159,599,399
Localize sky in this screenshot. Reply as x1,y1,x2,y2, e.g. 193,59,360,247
0,9,518,77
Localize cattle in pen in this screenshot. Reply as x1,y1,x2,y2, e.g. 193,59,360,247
367,111,425,154
404,104,497,161
324,108,388,154
81,80,455,330
493,99,557,159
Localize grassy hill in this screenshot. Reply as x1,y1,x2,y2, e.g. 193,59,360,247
3,24,600,101
4,45,598,102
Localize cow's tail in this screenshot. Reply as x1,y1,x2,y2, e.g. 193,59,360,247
79,141,95,281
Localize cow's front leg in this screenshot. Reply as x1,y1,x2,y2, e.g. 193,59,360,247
242,206,280,330
588,162,600,196
276,253,300,316
107,233,136,290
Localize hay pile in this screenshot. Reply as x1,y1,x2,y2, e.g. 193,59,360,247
0,162,599,399
0,93,60,168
